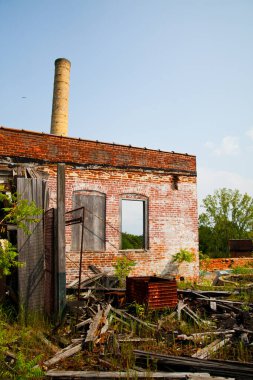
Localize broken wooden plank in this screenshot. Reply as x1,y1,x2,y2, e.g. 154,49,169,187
112,314,130,329
183,305,204,326
85,304,111,344
234,326,253,334
118,337,156,343
177,300,204,326
67,274,103,289
111,313,131,327
71,338,83,344
177,330,235,341
177,299,186,321
43,342,82,367
87,306,97,316
75,317,92,329
192,337,231,359
177,289,233,298
210,298,217,311
196,297,250,312
111,306,156,330
45,370,235,379
88,265,103,274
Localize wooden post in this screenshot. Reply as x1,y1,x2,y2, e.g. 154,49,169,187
56,163,66,318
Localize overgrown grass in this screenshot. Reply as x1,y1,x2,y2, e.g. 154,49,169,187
231,266,253,275
0,304,51,378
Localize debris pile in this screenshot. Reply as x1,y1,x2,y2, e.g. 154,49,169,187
40,274,253,379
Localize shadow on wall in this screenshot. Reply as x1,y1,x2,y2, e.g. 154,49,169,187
162,260,198,281
161,261,180,278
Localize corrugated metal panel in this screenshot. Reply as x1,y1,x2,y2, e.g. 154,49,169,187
228,239,253,257
228,239,253,252
126,276,178,310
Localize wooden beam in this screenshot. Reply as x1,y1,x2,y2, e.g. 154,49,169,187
56,163,66,318
192,338,231,359
45,370,235,379
44,342,82,367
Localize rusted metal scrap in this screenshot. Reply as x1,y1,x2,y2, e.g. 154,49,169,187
126,276,178,309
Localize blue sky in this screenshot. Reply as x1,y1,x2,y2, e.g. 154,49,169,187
1,0,253,210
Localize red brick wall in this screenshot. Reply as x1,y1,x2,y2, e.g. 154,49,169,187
46,166,199,283
0,127,196,174
200,258,253,272
0,127,198,282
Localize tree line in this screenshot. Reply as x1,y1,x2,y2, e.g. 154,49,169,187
199,188,253,257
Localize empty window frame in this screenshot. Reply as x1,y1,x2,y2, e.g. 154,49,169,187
71,190,106,251
121,196,148,250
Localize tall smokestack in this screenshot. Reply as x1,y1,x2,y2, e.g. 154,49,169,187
50,58,71,136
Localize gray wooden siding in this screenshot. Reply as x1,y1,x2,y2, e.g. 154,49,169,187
17,178,45,312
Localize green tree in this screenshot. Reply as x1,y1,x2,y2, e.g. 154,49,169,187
0,192,43,277
0,193,42,235
121,232,143,249
113,256,136,287
199,188,253,257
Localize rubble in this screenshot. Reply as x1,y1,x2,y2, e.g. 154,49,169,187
42,276,253,379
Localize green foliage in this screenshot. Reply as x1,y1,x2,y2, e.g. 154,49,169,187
121,232,143,249
231,266,253,275
0,351,44,379
113,256,136,287
0,192,43,235
199,251,211,272
0,240,22,277
199,251,209,261
0,306,45,379
172,248,195,264
199,188,253,257
128,301,146,319
11,352,44,379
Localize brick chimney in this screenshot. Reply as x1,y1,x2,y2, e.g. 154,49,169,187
50,58,71,136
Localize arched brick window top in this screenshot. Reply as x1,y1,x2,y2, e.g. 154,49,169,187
121,193,148,201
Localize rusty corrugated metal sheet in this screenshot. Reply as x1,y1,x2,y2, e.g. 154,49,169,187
228,239,253,252
126,276,178,309
228,239,253,258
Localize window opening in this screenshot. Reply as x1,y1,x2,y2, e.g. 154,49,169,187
171,175,179,190
121,199,146,250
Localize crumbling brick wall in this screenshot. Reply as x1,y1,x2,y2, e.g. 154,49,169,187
200,258,253,272
0,127,199,282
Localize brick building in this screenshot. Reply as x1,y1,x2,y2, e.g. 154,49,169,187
0,126,199,286
0,59,198,313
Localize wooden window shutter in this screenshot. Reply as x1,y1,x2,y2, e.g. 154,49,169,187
72,191,106,251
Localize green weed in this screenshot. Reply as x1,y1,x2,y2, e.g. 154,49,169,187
113,256,136,287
